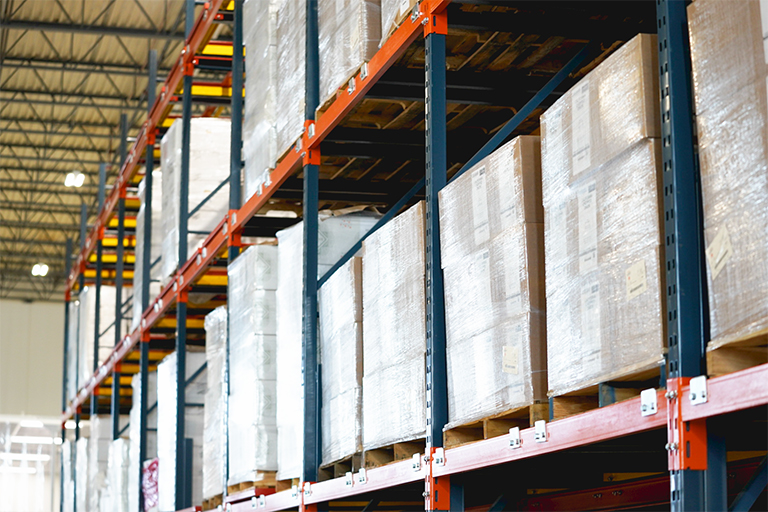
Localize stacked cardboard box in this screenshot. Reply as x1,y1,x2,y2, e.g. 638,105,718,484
276,0,306,153
160,118,231,282
319,257,363,466
362,202,426,449
541,34,665,397
203,306,227,498
157,350,207,510
243,0,278,201
439,136,546,428
688,0,768,346
228,246,280,484
276,213,378,479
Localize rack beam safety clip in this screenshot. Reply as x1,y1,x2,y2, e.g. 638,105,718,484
226,211,242,247
666,377,707,470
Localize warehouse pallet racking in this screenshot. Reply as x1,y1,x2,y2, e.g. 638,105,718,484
60,0,768,511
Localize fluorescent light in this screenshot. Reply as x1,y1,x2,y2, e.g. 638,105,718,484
9,436,55,445
0,466,37,474
19,420,44,429
64,420,76,430
31,263,49,277
64,172,85,188
53,437,62,446
0,453,50,462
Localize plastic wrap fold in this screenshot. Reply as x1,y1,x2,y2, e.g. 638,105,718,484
66,300,79,402
362,202,426,449
203,306,227,496
276,213,378,479
319,256,363,466
132,170,163,331
160,118,231,282
129,371,158,512
87,415,113,512
439,136,546,428
688,0,768,344
276,0,306,153
380,0,418,45
75,438,88,512
244,0,278,201
157,350,207,511
107,438,130,512
319,0,381,105
62,440,75,512
228,245,279,484
78,285,127,390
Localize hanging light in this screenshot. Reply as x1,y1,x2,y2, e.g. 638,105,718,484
31,263,49,277
64,172,85,188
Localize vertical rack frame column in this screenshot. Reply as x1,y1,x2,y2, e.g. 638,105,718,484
113,113,129,439
92,163,106,418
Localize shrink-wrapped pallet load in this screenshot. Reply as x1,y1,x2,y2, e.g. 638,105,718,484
688,0,768,361
276,213,378,479
318,0,381,106
276,0,306,154
75,438,88,512
203,306,227,498
160,118,231,282
157,350,207,511
66,301,79,401
87,415,114,512
62,440,75,512
541,34,665,398
228,245,279,484
128,371,157,512
107,439,130,512
380,0,418,45
318,257,363,466
243,0,278,201
78,285,129,388
439,136,547,431
132,169,163,331
361,202,426,450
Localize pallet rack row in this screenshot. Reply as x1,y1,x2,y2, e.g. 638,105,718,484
60,0,768,511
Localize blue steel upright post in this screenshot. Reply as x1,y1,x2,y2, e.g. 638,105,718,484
61,237,73,512
656,1,722,510
74,204,86,512
113,113,129,439
225,0,244,496
175,0,196,507
138,48,158,512
424,8,450,512
302,0,322,486
92,163,107,418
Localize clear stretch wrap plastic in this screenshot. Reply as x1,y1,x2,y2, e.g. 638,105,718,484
540,34,659,185
244,0,278,202
362,202,426,449
75,438,88,512
228,245,279,483
319,0,381,105
78,285,127,389
66,300,79,401
276,0,306,153
688,0,768,344
108,439,130,512
63,440,75,512
318,257,363,466
439,136,546,428
203,306,227,497
160,118,231,282
276,213,378,479
87,415,114,512
129,371,157,512
542,139,665,396
132,170,164,332
379,0,418,45
157,350,207,511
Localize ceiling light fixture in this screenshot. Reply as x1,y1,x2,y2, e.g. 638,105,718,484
31,264,49,277
64,172,85,188
18,420,44,429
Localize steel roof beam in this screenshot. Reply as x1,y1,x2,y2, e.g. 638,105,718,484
1,87,144,102
1,58,172,78
0,184,99,197
0,154,104,166
0,238,68,247
0,128,116,140
0,116,119,129
0,202,96,215
0,219,86,231
0,20,185,40
0,96,145,111
1,165,104,175
0,141,111,154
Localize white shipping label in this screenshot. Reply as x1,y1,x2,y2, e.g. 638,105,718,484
499,147,518,230
581,282,601,371
626,259,648,300
471,166,491,245
571,80,592,175
706,225,734,280
549,202,568,265
503,239,523,316
399,0,411,17
577,181,598,274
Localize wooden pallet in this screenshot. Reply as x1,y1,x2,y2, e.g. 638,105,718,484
202,494,223,511
550,363,662,421
225,471,277,495
275,477,300,493
443,402,549,449
707,326,768,377
318,453,363,482
363,438,426,469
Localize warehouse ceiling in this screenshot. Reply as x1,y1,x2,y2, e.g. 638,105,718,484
0,0,231,302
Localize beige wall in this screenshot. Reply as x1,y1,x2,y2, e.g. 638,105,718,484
0,300,64,416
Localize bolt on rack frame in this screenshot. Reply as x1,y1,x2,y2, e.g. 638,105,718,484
61,0,768,511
